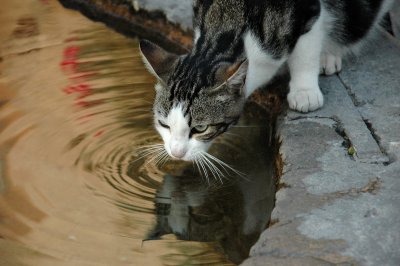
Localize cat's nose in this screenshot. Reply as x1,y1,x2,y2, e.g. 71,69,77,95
170,146,187,159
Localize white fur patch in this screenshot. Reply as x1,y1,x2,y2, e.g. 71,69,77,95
320,52,342,75
287,9,325,112
244,32,285,97
155,104,211,161
166,104,190,158
194,27,201,44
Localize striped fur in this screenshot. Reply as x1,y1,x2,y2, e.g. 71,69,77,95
140,0,393,161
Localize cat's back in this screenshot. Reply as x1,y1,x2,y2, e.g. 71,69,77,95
322,0,394,45
193,0,247,33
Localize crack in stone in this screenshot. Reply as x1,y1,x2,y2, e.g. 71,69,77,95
337,75,389,163
288,115,333,121
362,118,389,158
337,75,366,107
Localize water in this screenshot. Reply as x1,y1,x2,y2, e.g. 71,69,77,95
0,1,277,265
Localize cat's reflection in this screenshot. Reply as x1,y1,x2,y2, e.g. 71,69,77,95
147,173,269,263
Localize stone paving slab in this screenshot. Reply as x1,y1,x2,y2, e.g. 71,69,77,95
287,74,388,164
244,26,400,266
339,29,400,161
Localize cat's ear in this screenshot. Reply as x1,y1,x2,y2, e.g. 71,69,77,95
139,40,178,82
215,60,248,94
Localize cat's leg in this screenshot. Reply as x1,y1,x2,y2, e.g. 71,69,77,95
320,52,342,75
287,16,325,112
244,32,285,98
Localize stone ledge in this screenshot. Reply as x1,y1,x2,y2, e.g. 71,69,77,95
245,30,400,266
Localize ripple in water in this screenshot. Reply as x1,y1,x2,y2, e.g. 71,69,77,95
0,2,278,265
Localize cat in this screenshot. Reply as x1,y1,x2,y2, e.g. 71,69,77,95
140,0,394,161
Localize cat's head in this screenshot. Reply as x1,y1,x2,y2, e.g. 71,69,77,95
140,40,247,161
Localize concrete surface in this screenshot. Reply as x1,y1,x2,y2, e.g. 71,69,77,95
243,30,400,266
134,2,400,265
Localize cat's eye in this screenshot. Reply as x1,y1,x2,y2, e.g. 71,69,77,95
193,125,208,133
158,120,170,129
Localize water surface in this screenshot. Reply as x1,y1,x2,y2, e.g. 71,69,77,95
0,1,277,264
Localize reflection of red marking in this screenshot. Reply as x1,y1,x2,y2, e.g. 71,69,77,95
60,59,77,72
63,84,92,97
64,46,80,59
75,99,103,108
76,91,91,99
70,72,94,81
59,43,102,123
94,130,104,137
39,0,50,5
60,46,80,72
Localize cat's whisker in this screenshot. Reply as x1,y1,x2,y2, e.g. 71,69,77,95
154,152,167,166
146,151,163,166
130,148,163,164
193,155,202,178
137,143,163,148
199,152,225,184
197,155,210,185
157,150,170,167
138,148,163,156
137,144,164,152
137,144,164,153
136,148,164,160
152,149,170,166
131,145,166,165
203,152,249,180
201,156,223,185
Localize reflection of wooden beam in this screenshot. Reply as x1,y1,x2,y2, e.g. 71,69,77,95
58,0,193,54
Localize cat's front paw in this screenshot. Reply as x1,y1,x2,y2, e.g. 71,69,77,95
320,53,342,75
287,86,324,112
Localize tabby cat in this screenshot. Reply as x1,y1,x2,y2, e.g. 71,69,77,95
140,0,393,161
